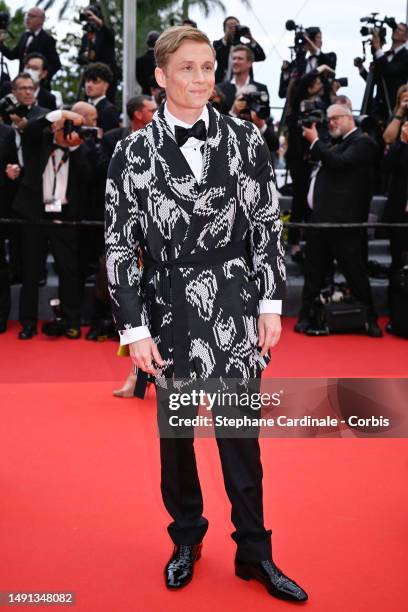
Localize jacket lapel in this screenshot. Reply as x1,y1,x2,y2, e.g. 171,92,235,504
150,103,234,255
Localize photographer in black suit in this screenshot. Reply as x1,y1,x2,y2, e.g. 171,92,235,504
0,7,61,86
78,4,120,103
0,53,57,110
279,27,337,99
8,108,96,340
84,62,120,133
213,16,265,83
295,104,382,337
0,122,17,333
356,22,408,120
218,45,269,114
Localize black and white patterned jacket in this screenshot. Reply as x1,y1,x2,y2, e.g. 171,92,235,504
105,103,285,382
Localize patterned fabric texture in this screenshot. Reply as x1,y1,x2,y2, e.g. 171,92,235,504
105,103,286,384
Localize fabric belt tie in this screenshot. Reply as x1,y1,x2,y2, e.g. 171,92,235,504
138,241,250,389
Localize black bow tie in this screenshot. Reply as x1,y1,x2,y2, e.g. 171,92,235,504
174,120,207,147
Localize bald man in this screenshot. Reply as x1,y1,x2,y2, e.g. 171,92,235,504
0,6,61,84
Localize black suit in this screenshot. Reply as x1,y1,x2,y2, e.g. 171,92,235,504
217,79,269,114
93,97,120,133
0,123,17,321
382,141,408,271
299,129,380,320
213,38,266,83
0,29,61,83
136,49,155,95
13,128,93,327
279,50,337,99
360,47,408,118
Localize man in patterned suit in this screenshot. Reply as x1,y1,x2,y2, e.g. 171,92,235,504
105,26,307,602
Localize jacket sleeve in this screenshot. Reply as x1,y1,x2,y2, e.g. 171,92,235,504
105,139,148,333
310,136,379,169
249,127,286,301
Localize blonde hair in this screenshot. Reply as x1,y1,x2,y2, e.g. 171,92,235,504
154,26,215,68
394,84,408,114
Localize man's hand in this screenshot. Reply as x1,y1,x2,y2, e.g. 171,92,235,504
400,121,408,144
302,122,318,143
10,114,28,131
316,64,335,76
371,31,382,52
250,110,265,130
5,164,21,180
128,338,165,376
258,314,281,357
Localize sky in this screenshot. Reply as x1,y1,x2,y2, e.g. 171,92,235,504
8,0,408,115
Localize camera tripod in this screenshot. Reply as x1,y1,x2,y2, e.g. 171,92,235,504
359,40,392,120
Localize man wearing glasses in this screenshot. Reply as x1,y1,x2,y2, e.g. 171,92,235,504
0,7,61,86
296,104,382,337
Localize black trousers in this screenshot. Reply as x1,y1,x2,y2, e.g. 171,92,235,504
19,224,81,327
300,227,377,320
0,228,11,321
157,379,272,562
287,159,312,246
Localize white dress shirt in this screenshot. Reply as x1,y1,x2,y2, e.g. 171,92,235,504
119,103,282,346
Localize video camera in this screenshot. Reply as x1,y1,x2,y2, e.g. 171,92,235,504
297,100,326,129
231,24,251,46
63,119,100,141
0,94,29,121
359,13,397,45
240,90,270,119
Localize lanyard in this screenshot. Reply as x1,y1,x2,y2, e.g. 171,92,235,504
50,149,69,197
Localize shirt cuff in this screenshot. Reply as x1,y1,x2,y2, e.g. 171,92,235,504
310,138,319,149
46,109,63,122
119,325,151,345
259,300,282,315
374,49,384,60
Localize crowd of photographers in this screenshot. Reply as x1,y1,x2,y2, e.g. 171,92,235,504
0,5,407,341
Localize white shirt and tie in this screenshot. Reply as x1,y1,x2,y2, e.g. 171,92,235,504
119,102,282,345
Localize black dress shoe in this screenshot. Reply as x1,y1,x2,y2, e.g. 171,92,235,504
294,318,312,333
0,319,7,333
366,320,383,338
235,559,308,602
164,543,202,589
64,327,81,340
18,325,37,340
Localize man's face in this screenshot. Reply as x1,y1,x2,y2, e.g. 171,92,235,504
24,58,46,84
392,24,408,45
327,109,353,138
85,78,108,99
155,42,215,113
25,8,44,32
13,78,35,106
135,100,157,126
232,50,252,77
224,18,239,40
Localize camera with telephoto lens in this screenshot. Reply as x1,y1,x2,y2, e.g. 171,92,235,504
360,13,398,45
79,4,100,34
0,94,29,121
63,119,100,141
297,100,326,129
231,24,251,46
240,90,270,120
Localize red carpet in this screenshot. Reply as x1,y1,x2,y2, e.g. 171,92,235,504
1,318,407,611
